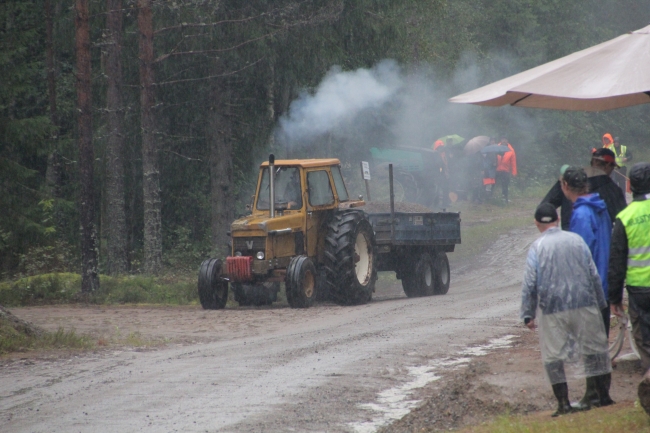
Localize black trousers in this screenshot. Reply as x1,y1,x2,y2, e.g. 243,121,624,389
629,290,650,369
495,171,511,200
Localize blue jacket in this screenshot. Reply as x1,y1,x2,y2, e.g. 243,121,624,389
569,193,612,299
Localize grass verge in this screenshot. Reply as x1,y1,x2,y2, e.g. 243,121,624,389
0,273,197,307
0,315,93,355
450,196,538,262
457,402,650,433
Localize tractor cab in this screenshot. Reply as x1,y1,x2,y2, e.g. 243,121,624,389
229,157,363,278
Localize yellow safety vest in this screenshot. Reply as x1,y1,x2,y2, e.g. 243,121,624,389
617,200,650,286
611,145,628,167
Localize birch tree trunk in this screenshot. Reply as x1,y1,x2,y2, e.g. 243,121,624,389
75,0,100,292
207,78,233,257
104,0,128,275
138,0,162,274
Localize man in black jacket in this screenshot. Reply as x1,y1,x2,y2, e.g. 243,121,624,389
541,149,626,230
586,148,628,224
541,165,572,230
609,162,650,415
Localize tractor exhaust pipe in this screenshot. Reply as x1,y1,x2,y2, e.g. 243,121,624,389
269,154,275,218
389,163,395,243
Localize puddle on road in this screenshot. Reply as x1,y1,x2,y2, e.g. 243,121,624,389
348,335,516,433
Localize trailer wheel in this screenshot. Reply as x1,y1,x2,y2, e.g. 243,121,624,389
323,210,377,305
401,252,435,297
400,260,418,298
286,255,317,308
433,252,450,295
198,258,228,309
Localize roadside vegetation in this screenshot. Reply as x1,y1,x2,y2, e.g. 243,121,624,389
0,325,94,355
0,273,197,307
0,306,93,355
456,403,649,433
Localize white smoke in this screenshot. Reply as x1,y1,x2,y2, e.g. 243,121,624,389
278,60,403,145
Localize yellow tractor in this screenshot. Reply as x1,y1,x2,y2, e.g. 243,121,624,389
198,155,377,308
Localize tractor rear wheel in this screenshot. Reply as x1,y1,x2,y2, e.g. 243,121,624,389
323,210,377,305
433,252,450,295
286,255,317,308
198,258,228,309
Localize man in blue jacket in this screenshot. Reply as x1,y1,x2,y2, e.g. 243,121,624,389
561,166,614,410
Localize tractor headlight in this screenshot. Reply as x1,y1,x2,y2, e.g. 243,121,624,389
234,251,242,257
256,251,265,260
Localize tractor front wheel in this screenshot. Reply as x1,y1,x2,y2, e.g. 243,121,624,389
198,258,228,309
286,255,317,308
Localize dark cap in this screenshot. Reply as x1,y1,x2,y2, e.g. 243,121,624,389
535,203,558,224
629,162,650,195
592,148,620,167
562,166,588,190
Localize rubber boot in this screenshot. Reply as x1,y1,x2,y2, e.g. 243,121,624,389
638,370,650,416
551,382,573,417
594,373,615,407
571,376,597,411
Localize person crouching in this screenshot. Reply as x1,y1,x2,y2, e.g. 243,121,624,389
521,203,612,416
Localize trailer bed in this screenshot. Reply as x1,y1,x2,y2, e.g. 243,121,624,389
366,210,461,246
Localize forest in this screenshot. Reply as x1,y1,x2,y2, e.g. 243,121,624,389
2,0,649,291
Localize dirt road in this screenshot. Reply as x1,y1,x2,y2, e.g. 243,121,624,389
2,225,542,432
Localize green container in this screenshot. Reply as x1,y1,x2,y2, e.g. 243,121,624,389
370,147,425,173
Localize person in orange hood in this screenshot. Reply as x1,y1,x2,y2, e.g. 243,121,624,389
496,136,517,203
602,133,614,148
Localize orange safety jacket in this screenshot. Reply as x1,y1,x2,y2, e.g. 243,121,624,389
602,133,614,147
496,143,517,176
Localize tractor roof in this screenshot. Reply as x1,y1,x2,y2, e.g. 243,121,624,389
260,158,341,168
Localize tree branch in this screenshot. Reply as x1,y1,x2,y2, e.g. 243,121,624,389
154,14,265,35
154,30,281,63
155,57,264,86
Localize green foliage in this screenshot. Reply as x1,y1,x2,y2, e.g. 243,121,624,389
0,273,197,306
18,239,78,277
163,226,211,271
97,275,197,305
456,403,650,433
0,317,93,354
0,273,80,306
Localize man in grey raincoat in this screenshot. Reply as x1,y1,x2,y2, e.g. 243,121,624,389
521,203,611,416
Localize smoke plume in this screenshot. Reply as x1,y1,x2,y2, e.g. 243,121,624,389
278,60,403,146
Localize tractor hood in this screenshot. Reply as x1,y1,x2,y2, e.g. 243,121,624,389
231,212,303,237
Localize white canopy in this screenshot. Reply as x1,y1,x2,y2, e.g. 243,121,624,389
449,25,650,111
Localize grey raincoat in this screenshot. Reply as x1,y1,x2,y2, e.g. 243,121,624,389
520,227,610,384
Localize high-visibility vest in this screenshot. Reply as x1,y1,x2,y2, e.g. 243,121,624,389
617,200,650,286
611,145,628,167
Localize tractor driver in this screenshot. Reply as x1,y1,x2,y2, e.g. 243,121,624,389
282,170,302,209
